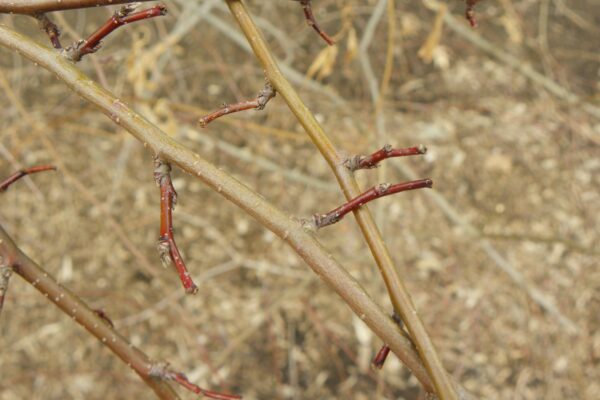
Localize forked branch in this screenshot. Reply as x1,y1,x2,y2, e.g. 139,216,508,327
313,179,433,228
64,4,167,62
154,158,198,294
198,81,276,127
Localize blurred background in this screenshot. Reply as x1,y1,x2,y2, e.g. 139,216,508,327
0,0,599,398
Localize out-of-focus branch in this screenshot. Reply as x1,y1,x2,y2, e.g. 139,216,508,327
0,25,454,395
0,0,155,14
64,4,167,62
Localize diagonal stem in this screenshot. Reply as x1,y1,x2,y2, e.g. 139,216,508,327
0,164,56,192
224,2,457,399
0,0,156,14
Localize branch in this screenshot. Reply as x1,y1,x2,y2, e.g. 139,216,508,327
154,158,198,294
64,4,167,62
0,264,12,319
0,0,155,14
0,25,461,396
223,2,459,398
465,0,483,28
293,0,335,45
198,81,276,127
313,179,433,229
345,144,427,171
0,164,56,192
0,224,180,400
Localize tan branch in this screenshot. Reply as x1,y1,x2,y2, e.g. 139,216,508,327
0,0,155,14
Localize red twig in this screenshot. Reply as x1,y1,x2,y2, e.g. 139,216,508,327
198,82,276,127
34,13,62,49
294,0,335,46
64,4,167,62
465,0,482,28
150,363,242,400
313,179,433,229
372,312,404,369
345,144,427,171
0,164,56,192
154,158,198,294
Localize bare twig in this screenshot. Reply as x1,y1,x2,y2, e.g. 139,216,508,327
64,4,167,62
150,363,242,400
313,179,433,229
293,0,335,45
198,81,275,127
345,144,427,171
0,0,155,14
154,158,198,295
465,0,482,28
34,13,62,49
0,164,56,192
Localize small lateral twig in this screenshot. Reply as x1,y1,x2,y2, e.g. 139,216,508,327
154,158,198,294
64,4,167,62
313,179,433,229
198,81,276,127
372,312,405,369
150,363,242,400
465,0,482,28
34,13,62,49
0,164,56,192
294,0,335,45
345,144,427,171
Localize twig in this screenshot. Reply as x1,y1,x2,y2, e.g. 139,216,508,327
64,4,167,62
0,164,56,192
0,0,155,14
293,0,335,45
372,312,405,369
34,13,62,49
0,224,180,400
150,363,242,400
345,144,427,171
465,0,482,28
313,179,433,229
154,158,198,295
198,81,275,127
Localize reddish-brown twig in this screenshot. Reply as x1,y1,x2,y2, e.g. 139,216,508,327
64,4,167,62
294,0,335,46
154,158,198,294
313,179,433,229
34,13,62,49
0,164,56,192
198,82,276,127
372,312,405,369
150,363,242,400
345,144,427,171
465,0,482,28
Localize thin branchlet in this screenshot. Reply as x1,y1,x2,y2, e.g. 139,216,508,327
198,81,276,127
313,179,433,229
0,164,56,192
149,362,242,400
64,4,167,62
293,0,335,45
465,0,483,28
34,13,62,49
154,158,198,294
345,144,427,171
